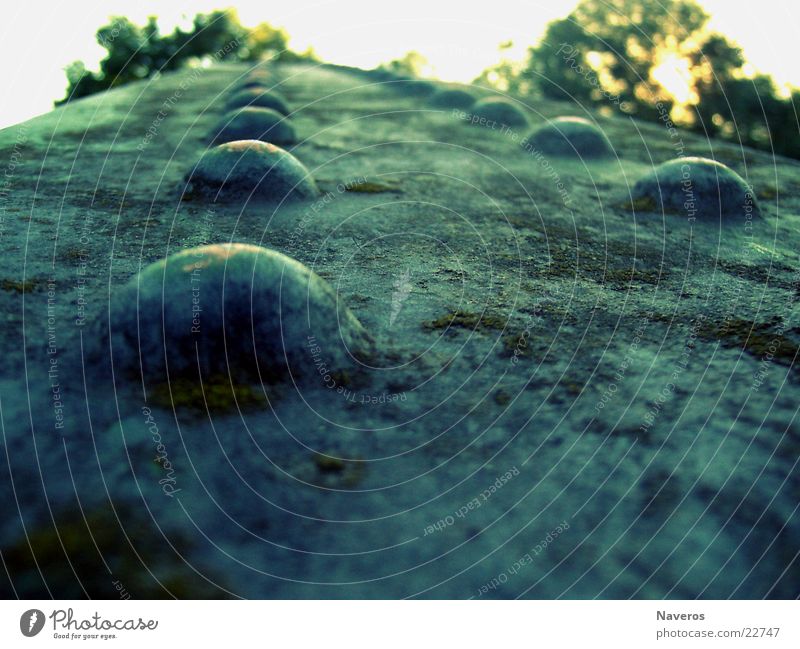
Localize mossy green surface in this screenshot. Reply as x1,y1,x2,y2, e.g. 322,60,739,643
423,309,508,333
2,506,228,598
149,376,270,413
1,61,798,599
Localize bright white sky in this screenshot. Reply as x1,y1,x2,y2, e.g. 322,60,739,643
0,0,798,129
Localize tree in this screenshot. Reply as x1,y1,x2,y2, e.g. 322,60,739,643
478,0,800,159
57,11,302,104
690,36,800,157
526,0,708,119
382,51,430,77
473,41,528,94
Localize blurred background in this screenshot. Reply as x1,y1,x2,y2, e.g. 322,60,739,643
1,0,799,157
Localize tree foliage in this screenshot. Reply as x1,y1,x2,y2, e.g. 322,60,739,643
381,51,430,77
481,0,800,158
58,11,307,104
